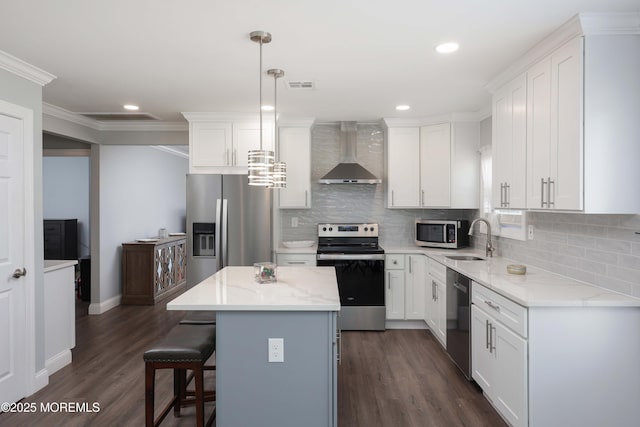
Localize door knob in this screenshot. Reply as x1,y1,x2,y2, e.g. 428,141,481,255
13,268,26,278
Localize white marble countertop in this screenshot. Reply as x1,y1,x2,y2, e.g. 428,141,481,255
167,266,340,311
44,259,78,273
385,246,640,308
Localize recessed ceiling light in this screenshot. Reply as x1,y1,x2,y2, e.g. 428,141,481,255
435,42,459,54
261,105,274,111
123,104,139,111
396,105,411,111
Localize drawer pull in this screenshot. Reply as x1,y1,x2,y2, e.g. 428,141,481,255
485,300,501,312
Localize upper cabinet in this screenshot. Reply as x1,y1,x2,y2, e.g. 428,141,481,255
492,73,527,209
278,121,313,209
183,113,273,174
384,118,480,209
488,13,640,213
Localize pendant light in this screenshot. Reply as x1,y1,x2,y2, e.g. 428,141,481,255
248,31,274,186
268,68,286,188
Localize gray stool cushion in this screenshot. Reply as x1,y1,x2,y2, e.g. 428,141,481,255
180,311,217,325
143,324,216,363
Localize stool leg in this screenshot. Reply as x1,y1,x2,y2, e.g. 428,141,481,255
194,365,204,427
145,362,155,427
173,368,184,417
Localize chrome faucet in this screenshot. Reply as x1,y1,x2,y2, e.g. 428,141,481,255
468,218,495,258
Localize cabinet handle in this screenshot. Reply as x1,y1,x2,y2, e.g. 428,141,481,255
287,261,306,265
485,300,501,312
433,280,438,301
226,148,230,166
548,177,555,207
505,183,510,207
391,190,395,207
336,330,342,364
305,190,308,207
422,190,425,206
486,319,490,350
233,149,237,166
408,256,412,274
387,272,391,290
500,183,505,207
541,178,547,208
490,324,497,353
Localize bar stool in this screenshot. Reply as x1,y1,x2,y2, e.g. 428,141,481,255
144,324,216,427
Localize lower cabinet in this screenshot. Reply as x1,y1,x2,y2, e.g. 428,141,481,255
385,254,425,320
424,258,446,347
472,305,527,427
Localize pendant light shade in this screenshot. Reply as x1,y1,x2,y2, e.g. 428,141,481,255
268,68,286,189
248,31,274,186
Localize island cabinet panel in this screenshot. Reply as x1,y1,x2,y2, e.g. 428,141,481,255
121,237,186,305
216,311,338,427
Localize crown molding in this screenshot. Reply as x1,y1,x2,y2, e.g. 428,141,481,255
182,112,268,122
486,12,640,93
151,145,189,159
382,108,489,128
0,50,56,86
277,117,315,127
43,103,101,130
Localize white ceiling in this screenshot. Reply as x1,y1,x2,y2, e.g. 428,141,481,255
1,0,638,124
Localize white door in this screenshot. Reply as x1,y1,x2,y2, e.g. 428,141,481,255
385,270,405,320
0,113,27,404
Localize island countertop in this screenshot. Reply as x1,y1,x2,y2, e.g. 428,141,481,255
166,266,340,311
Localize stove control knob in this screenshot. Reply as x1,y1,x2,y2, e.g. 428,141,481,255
322,227,327,232
364,227,368,232
329,227,333,231
370,226,375,232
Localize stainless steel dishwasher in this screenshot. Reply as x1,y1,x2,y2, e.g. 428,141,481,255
446,268,472,379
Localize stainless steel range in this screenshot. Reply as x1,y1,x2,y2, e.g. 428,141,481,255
316,223,385,331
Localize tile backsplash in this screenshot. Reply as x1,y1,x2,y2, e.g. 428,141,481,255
475,213,640,298
279,123,476,247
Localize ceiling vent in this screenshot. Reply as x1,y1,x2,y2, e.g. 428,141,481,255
286,80,315,90
79,112,160,121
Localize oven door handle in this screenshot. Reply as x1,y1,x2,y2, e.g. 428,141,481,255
316,253,385,261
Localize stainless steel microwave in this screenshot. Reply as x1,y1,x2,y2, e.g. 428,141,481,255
415,219,469,249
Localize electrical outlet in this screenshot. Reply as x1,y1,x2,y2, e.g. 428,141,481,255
268,338,284,363
291,217,299,228
528,225,534,240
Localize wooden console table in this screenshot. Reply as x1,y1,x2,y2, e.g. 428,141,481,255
122,236,186,305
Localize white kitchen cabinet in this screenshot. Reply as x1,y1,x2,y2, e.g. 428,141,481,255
385,127,420,208
278,125,312,208
183,113,273,174
276,253,316,266
384,119,479,209
385,269,405,320
472,284,528,427
490,14,640,213
526,36,582,210
492,73,527,209
420,124,451,207
404,255,425,320
424,258,446,347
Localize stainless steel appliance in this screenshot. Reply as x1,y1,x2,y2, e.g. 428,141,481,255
186,174,272,288
415,219,469,249
446,268,472,379
316,223,385,330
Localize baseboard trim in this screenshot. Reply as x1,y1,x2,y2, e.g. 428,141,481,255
31,368,49,395
89,294,121,315
385,320,429,330
45,350,72,375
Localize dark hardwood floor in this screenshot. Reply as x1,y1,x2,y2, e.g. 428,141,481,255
1,300,506,427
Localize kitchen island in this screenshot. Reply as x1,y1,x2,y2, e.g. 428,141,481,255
167,266,340,427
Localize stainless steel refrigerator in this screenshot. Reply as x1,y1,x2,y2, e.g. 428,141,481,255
186,174,273,288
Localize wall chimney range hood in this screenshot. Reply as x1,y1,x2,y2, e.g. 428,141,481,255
319,122,381,184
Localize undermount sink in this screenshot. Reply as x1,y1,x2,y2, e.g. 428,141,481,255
445,255,485,261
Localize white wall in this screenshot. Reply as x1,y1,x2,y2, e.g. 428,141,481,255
98,146,187,303
43,156,90,257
